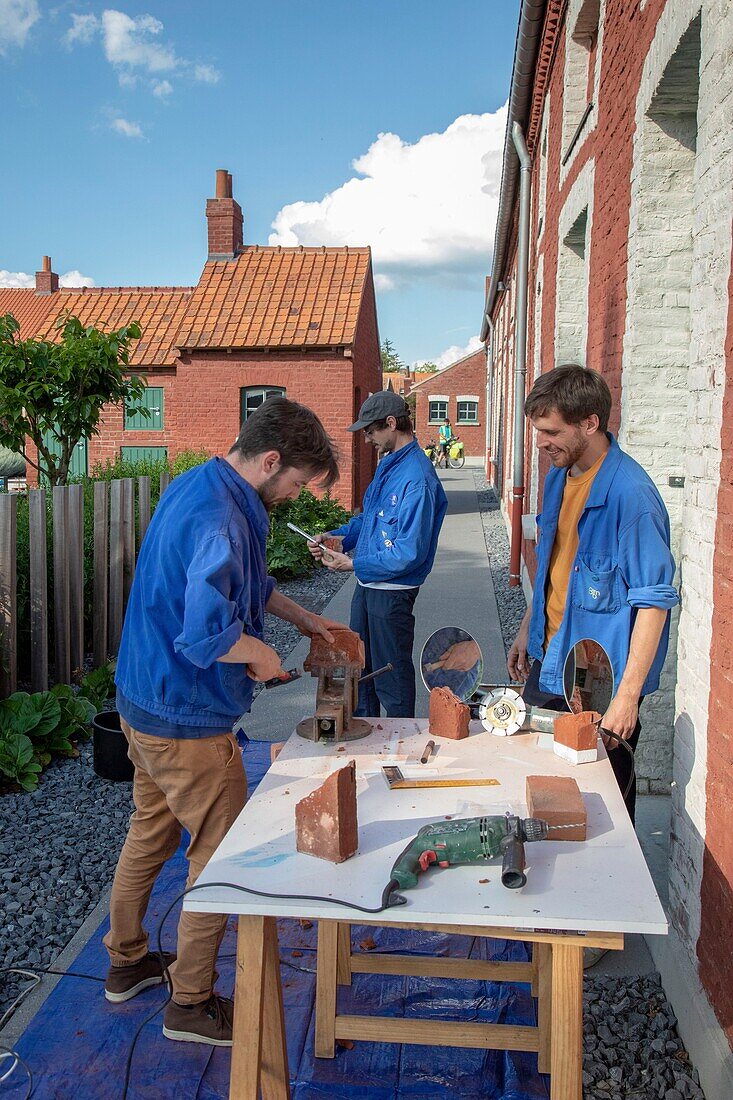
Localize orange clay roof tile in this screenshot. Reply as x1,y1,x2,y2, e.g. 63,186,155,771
0,245,371,365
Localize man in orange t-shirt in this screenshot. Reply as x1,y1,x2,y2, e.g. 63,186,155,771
507,366,678,826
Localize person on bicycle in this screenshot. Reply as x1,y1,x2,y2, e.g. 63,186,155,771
438,418,453,466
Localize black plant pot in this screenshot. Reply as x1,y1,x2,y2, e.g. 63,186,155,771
92,711,134,782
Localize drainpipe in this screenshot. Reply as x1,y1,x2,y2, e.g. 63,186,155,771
509,121,532,588
485,317,494,480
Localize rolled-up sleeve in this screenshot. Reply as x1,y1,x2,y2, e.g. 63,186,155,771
174,534,249,668
619,511,679,610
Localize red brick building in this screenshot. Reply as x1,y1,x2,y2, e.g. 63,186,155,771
482,2,733,1094
1,170,381,509
411,348,487,456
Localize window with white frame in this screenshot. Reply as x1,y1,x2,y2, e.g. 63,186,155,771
456,396,480,424
428,397,449,423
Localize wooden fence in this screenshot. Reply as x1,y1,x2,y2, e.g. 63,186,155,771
0,471,170,698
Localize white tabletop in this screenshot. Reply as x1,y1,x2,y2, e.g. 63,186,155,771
186,719,667,935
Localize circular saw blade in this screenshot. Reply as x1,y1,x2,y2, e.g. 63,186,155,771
478,688,526,736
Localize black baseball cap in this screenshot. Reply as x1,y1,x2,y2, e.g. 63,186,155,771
348,391,409,432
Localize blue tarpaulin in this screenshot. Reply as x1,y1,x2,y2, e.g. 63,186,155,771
11,742,550,1099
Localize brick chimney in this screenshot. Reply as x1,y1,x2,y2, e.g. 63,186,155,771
35,255,59,295
206,169,243,260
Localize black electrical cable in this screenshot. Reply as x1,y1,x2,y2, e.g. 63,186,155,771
120,875,405,1099
598,726,637,802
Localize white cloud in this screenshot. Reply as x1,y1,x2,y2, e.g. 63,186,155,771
269,109,506,291
0,269,96,288
0,0,40,54
414,334,483,372
59,270,96,288
110,115,143,138
101,10,177,73
194,63,220,84
63,12,99,47
64,9,222,97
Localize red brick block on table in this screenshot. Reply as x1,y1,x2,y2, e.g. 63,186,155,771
525,775,587,841
554,710,601,752
429,686,470,740
295,761,358,862
304,626,365,670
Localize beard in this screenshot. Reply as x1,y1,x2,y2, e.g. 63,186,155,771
548,427,588,469
258,471,287,512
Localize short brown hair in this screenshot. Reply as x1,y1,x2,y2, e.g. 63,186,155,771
230,396,339,490
524,365,612,432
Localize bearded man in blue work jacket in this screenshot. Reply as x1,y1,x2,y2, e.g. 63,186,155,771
310,391,448,717
507,366,679,825
104,398,343,1047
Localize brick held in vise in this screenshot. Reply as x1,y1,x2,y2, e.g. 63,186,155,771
295,761,359,863
526,775,587,841
429,686,470,740
304,626,365,671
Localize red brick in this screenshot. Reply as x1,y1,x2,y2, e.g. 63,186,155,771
526,775,587,841
304,626,365,671
554,711,601,753
429,687,470,740
295,761,358,863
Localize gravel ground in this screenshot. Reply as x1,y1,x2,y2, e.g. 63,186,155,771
0,568,348,1023
471,467,528,655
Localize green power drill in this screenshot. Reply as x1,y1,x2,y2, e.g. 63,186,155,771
384,815,550,905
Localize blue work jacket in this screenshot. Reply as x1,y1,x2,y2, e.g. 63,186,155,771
330,440,448,587
115,457,276,735
528,435,679,697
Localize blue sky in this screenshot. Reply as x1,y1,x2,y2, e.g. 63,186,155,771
0,0,520,366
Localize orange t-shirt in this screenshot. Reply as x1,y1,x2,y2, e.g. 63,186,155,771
544,452,607,647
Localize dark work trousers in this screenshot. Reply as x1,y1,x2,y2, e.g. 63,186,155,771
522,659,642,825
350,584,419,717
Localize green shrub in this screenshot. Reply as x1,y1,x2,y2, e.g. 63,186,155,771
172,449,211,477
267,490,350,579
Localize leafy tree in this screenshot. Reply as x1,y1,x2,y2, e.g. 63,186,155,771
0,312,147,486
418,361,439,373
380,338,405,373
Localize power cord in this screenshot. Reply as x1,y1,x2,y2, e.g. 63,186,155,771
0,1043,33,1098
597,726,637,802
120,875,405,1099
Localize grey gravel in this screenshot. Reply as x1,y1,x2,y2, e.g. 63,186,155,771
583,972,705,1098
0,569,348,1021
471,468,527,654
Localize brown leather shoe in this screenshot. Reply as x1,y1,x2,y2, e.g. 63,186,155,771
162,994,234,1046
105,951,176,1003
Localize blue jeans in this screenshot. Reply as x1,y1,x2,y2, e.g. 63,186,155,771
350,585,418,717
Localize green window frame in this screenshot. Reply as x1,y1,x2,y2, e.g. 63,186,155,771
120,446,168,464
41,430,88,480
125,387,164,430
457,400,479,424
428,399,448,424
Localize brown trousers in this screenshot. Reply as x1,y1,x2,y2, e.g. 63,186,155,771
103,720,247,1005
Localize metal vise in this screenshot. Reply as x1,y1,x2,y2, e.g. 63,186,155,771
296,627,373,743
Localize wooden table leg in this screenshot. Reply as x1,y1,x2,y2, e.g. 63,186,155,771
230,915,290,1100
550,942,583,1100
336,922,352,986
315,920,339,1058
530,942,539,997
536,942,552,1075
261,917,291,1100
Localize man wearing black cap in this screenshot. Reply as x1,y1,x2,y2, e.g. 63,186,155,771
309,391,448,716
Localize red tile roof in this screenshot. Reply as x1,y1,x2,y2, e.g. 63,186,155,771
0,246,372,365
176,247,372,350
0,287,193,367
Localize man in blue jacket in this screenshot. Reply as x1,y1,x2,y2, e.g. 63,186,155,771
507,366,678,824
103,397,342,1046
311,391,447,717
